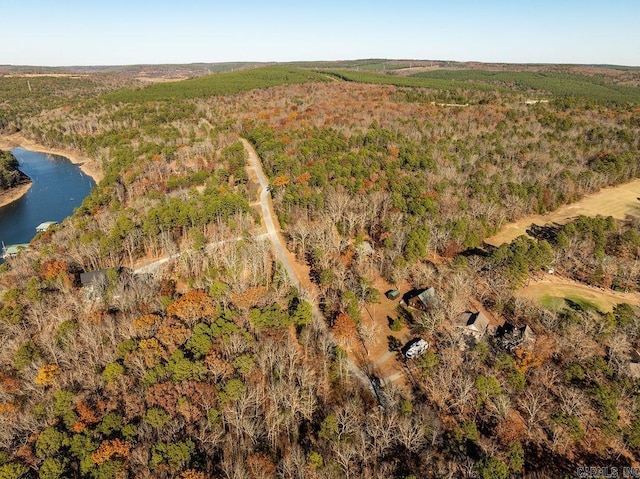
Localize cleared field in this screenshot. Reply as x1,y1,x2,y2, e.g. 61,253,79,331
485,178,640,246
517,274,640,313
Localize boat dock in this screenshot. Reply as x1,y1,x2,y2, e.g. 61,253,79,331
1,243,30,259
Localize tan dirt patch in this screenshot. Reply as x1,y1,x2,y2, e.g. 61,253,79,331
0,182,32,208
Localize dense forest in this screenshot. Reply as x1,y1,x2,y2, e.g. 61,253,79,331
0,64,639,478
0,150,29,191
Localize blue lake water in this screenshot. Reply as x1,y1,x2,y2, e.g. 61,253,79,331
0,148,96,248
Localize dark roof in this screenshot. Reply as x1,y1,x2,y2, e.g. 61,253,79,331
497,323,535,338
404,287,436,309
80,269,109,287
496,322,536,351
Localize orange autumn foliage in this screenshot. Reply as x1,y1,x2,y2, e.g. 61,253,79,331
132,314,161,334
156,317,191,354
137,338,164,367
0,403,17,414
91,439,131,465
39,260,70,281
294,172,311,185
204,350,233,381
72,400,102,432
89,310,109,324
230,286,267,310
246,453,277,479
0,372,20,392
513,348,544,374
271,175,290,188
496,409,527,445
167,290,217,324
180,471,207,479
35,364,60,386
332,312,357,346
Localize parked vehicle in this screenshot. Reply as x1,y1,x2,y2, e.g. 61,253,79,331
403,338,429,359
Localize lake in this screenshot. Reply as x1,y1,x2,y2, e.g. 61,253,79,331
0,148,96,248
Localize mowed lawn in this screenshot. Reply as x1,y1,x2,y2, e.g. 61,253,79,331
517,275,640,313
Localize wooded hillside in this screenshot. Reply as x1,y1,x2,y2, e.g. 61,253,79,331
0,64,639,478
0,150,28,191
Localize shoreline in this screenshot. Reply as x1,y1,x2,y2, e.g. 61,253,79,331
0,133,103,184
0,182,32,209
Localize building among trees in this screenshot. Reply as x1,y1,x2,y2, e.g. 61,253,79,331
456,310,490,342
495,322,536,351
402,287,436,311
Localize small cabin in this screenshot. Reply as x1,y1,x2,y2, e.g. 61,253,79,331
496,322,536,351
80,267,127,300
403,287,437,311
385,289,400,300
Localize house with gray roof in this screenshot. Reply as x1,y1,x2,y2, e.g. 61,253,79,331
457,311,490,340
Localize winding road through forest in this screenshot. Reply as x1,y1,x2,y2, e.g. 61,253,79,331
241,139,378,389
132,139,395,394
241,139,301,292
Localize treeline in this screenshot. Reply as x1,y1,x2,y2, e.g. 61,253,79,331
243,86,639,290
0,75,127,133
533,215,640,292
2,240,639,478
0,227,445,478
412,70,640,104
324,68,640,104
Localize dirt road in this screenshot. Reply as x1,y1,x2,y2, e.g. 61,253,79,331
242,139,301,290
241,139,376,390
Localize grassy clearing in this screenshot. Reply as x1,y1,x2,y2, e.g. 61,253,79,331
104,66,330,103
539,295,566,311
485,178,640,247
520,280,640,313
541,294,601,312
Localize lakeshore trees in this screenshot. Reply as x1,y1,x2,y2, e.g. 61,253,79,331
0,150,29,191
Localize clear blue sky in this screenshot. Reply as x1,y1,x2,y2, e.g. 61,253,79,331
2,0,639,66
